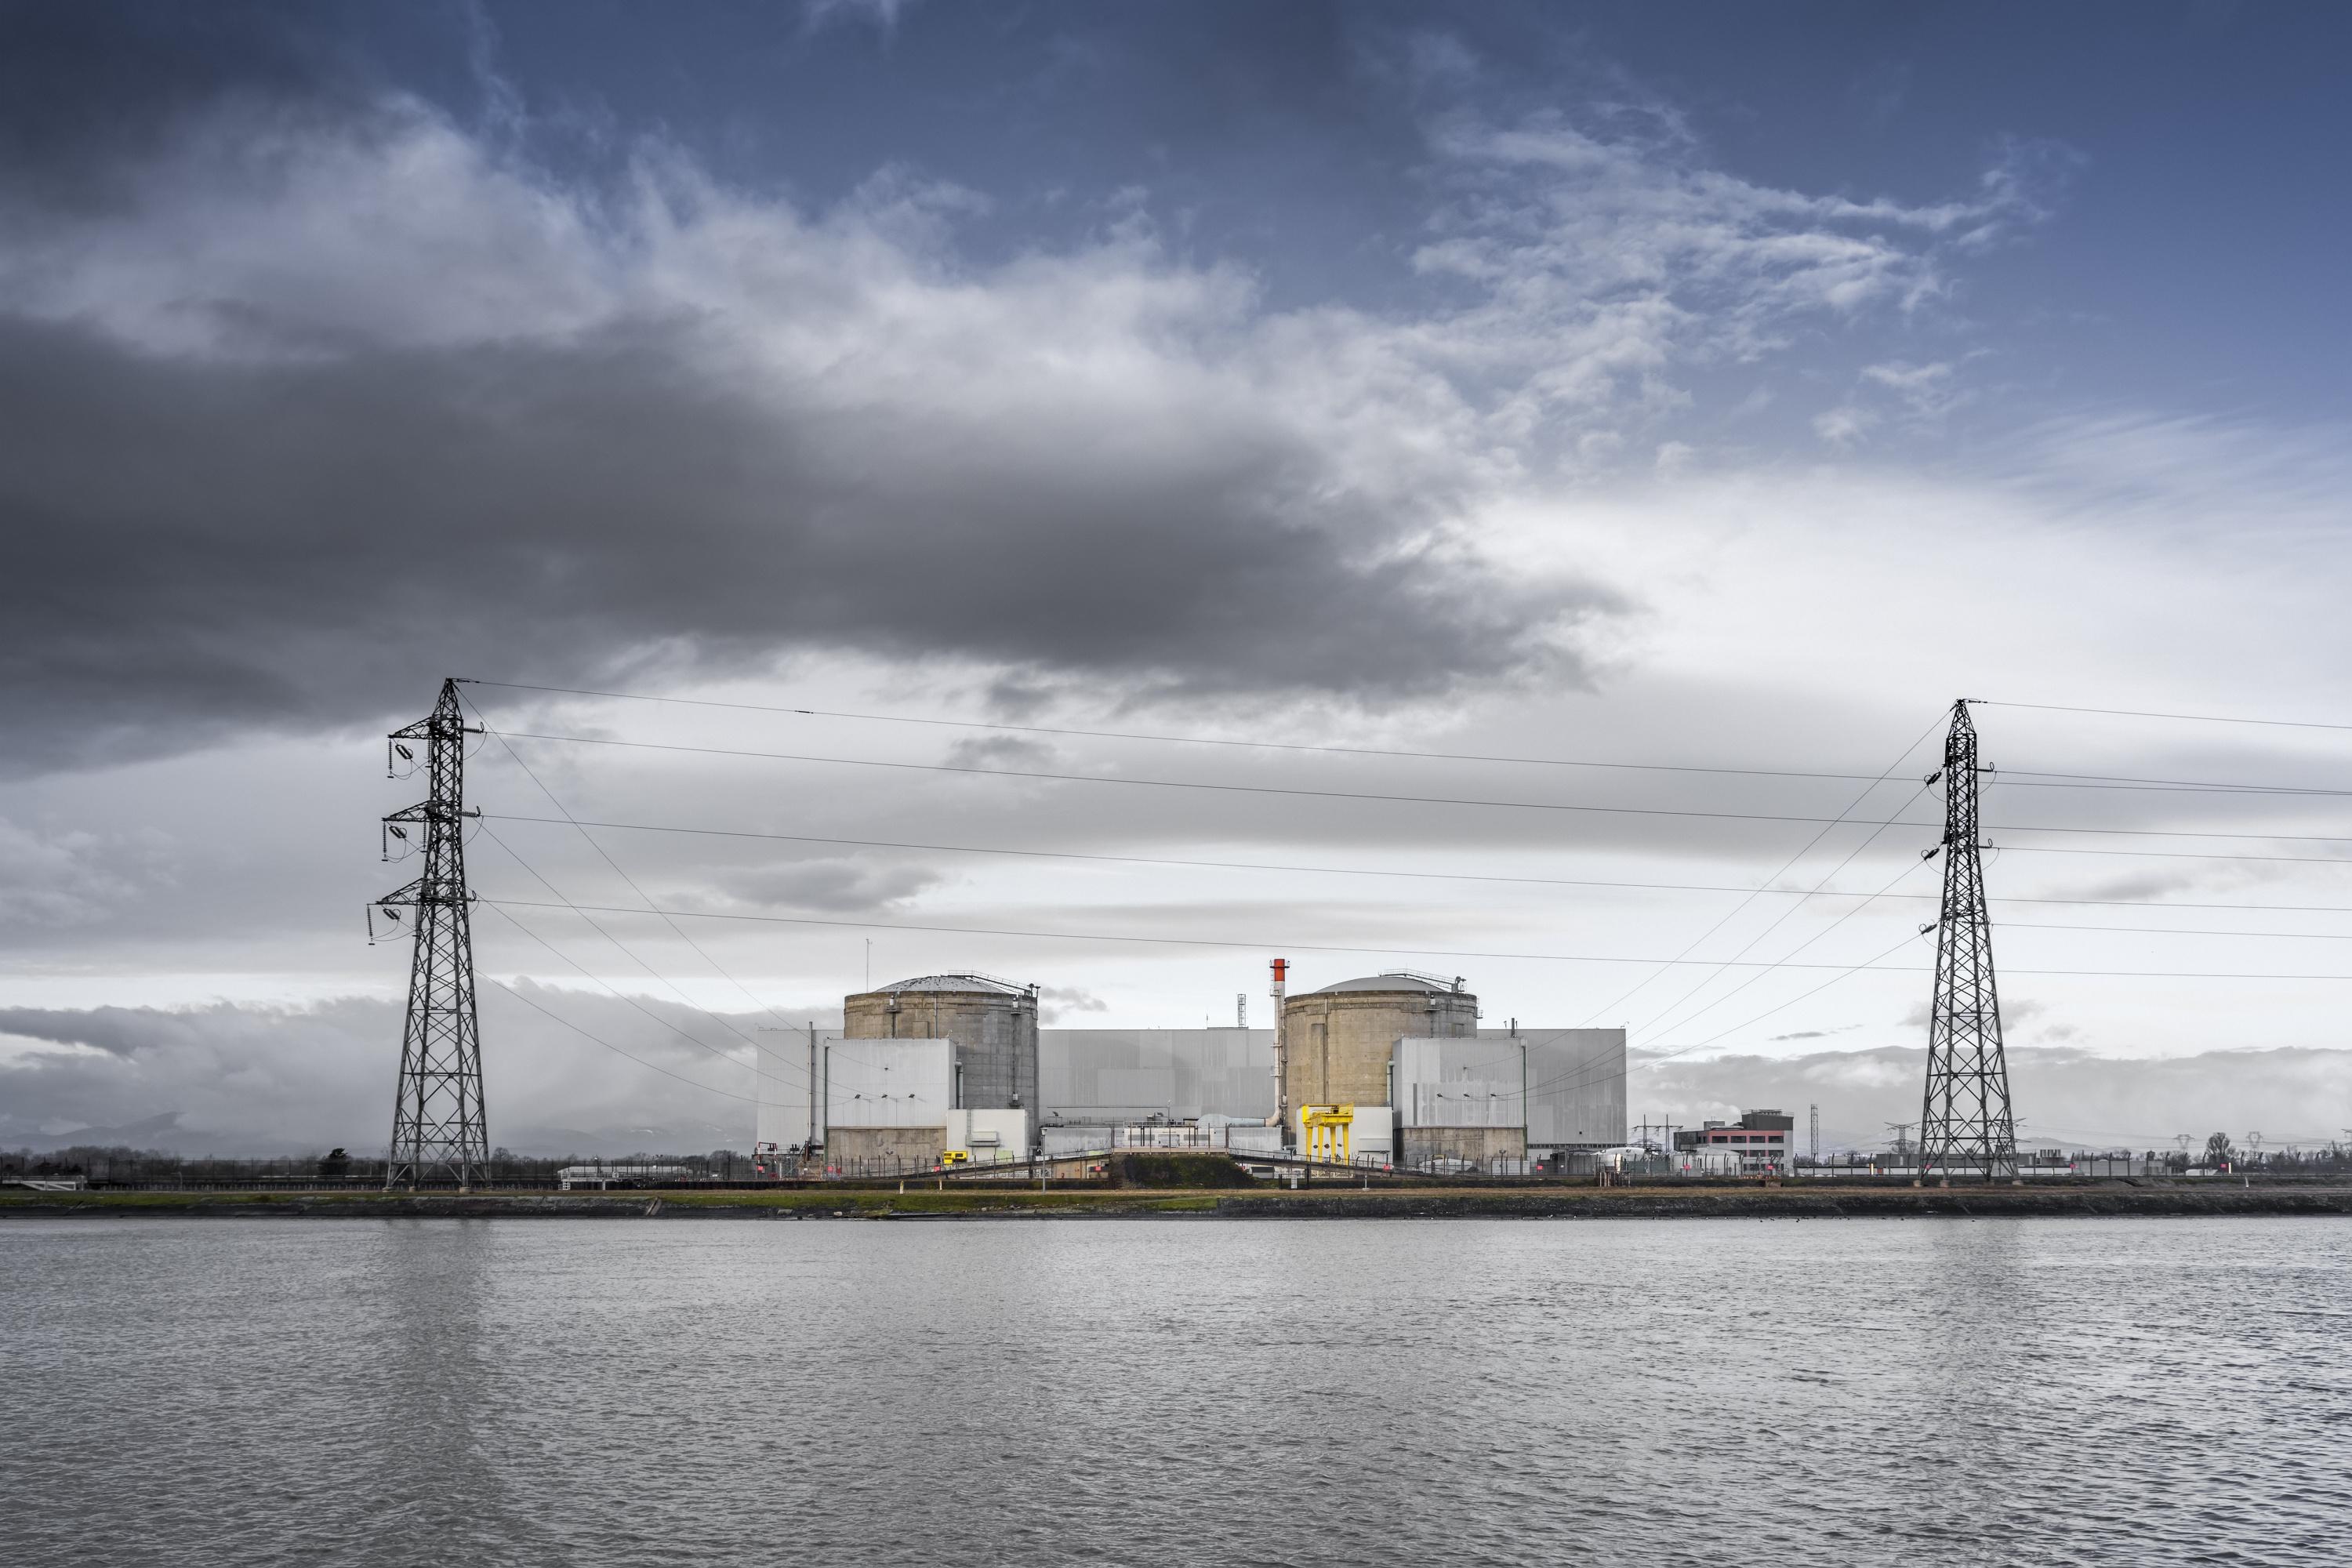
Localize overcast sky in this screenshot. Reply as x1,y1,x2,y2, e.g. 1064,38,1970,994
6,0,2351,1154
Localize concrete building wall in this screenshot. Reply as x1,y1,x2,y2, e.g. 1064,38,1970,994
1394,1035,1526,1129
846,978,1040,1124
1522,1027,1628,1150
1291,1104,1394,1160
828,1126,946,1167
1402,1126,1527,1164
755,1025,838,1152
817,1038,955,1168
1283,981,1476,1116
944,1108,1030,1163
823,1038,953,1128
1040,1027,1272,1124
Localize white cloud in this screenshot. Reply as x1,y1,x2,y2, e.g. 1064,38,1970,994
1812,404,1878,445
1860,358,1966,419
1414,107,2049,436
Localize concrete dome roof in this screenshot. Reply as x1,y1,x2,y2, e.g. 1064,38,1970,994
1308,972,1471,996
873,974,1029,995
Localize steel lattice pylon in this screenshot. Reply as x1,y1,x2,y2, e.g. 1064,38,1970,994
379,678,488,1189
1917,699,2018,1180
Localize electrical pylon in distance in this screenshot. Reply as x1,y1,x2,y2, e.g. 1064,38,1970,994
1916,699,2018,1180
379,678,488,1189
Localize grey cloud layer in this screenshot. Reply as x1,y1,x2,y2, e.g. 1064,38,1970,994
8,992,2343,1156
0,31,2023,775
0,93,1585,775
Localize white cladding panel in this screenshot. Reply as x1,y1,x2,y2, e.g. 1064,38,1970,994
762,1022,1622,1148
824,1038,953,1129
1410,1080,1519,1127
946,1108,1030,1161
1041,1027,1273,1122
755,1027,839,1152
1289,1104,1394,1155
1394,1036,1526,1128
1523,1028,1627,1148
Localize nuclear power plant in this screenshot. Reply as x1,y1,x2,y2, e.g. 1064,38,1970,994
754,962,1628,1174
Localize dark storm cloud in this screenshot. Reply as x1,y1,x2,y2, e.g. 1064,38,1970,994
0,1,348,211
0,304,1595,775
0,9,1630,779
2,2,2026,781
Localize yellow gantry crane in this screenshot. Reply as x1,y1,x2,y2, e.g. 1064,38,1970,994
1300,1104,1355,1165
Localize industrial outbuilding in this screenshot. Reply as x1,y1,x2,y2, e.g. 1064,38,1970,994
757,974,1040,1171
1280,971,1477,1120
753,964,1627,1174
844,973,1040,1120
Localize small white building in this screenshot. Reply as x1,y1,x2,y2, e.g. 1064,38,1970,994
753,1036,1031,1170
944,1107,1032,1165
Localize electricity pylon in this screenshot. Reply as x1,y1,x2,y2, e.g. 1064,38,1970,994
1916,699,2017,1180
379,678,488,1189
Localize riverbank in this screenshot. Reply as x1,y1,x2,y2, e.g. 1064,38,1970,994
6,1181,2348,1221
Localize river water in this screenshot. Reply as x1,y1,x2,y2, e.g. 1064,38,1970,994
2,1214,2343,1566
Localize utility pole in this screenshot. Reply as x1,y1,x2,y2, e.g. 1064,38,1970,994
1916,700,2018,1182
1809,1103,1820,1165
378,678,488,1191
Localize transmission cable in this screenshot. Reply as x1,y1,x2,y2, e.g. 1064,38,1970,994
1633,851,1935,1044
470,896,2352,982
1991,844,2352,866
476,880,804,1094
474,812,2352,919
1573,711,1945,1026
490,729,2352,846
471,681,1943,784
1523,930,1933,1102
476,682,2349,798
1976,699,2352,733
463,693,809,1047
496,728,1943,829
487,978,760,1105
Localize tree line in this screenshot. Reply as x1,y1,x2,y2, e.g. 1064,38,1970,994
1,1145,759,1184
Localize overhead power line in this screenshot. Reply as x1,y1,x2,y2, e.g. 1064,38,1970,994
471,896,2352,982
1976,699,2352,734
474,681,2349,797
1994,844,2352,866
472,681,1934,784
496,728,1936,829
491,730,2352,846
477,880,805,1094
464,697,804,1038
1997,775,2352,797
488,978,761,1105
1577,712,1944,1026
1522,932,1930,1102
1634,853,1933,1044
475,812,2352,918
1995,920,2352,942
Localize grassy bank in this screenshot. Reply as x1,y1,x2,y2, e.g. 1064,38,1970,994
6,1181,2350,1221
